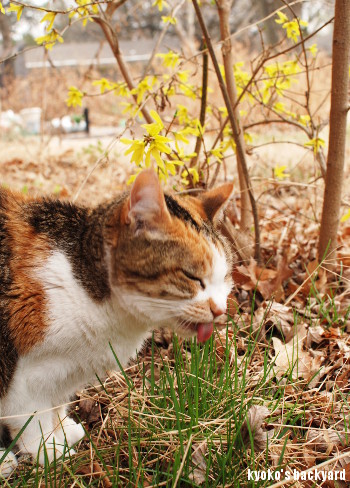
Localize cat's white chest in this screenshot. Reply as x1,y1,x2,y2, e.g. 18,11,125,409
28,250,150,398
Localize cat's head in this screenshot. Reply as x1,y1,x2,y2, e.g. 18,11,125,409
106,170,234,342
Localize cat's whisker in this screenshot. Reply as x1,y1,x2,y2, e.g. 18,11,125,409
177,318,193,330
125,295,186,309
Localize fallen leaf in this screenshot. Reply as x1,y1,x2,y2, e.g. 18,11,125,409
307,428,347,451
254,302,296,341
189,442,208,485
272,324,324,381
75,461,112,487
238,405,273,451
307,325,325,347
336,339,350,355
79,398,101,425
234,257,293,300
324,328,342,339
258,255,293,301
338,460,350,481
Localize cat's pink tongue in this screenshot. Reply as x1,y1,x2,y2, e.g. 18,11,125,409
197,323,214,343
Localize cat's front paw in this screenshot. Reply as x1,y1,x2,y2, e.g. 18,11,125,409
0,450,18,479
16,432,75,466
56,418,85,446
37,442,76,466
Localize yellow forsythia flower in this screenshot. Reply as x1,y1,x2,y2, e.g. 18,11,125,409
152,0,168,11
131,77,156,104
174,132,189,145
92,78,115,94
177,70,189,83
299,114,311,126
308,44,318,57
340,209,350,223
275,11,308,43
66,86,84,107
176,105,190,125
156,51,180,69
113,82,129,97
219,106,228,117
162,15,177,24
304,137,325,155
36,30,64,50
7,2,23,21
141,110,164,136
121,139,145,166
210,146,224,162
274,165,290,180
0,2,5,14
179,83,197,100
40,12,56,32
181,168,199,186
275,11,288,24
122,111,172,178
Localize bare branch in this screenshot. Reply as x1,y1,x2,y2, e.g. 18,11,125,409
92,14,153,124
190,40,208,169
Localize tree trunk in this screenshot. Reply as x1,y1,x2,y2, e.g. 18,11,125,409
318,0,350,268
217,0,252,231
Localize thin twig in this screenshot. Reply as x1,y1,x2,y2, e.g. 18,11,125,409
92,14,153,124
142,0,186,78
190,39,208,169
73,126,128,202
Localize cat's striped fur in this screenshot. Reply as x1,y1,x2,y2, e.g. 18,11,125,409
0,169,233,476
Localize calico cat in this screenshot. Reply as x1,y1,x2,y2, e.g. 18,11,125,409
0,169,233,477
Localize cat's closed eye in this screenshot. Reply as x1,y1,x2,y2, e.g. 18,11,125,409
182,270,206,290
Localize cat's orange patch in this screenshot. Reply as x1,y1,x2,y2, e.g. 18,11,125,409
184,196,208,220
5,193,51,354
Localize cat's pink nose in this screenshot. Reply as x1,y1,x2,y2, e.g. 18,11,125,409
209,299,226,318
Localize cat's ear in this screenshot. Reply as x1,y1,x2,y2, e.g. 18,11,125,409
126,169,171,229
201,183,234,223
